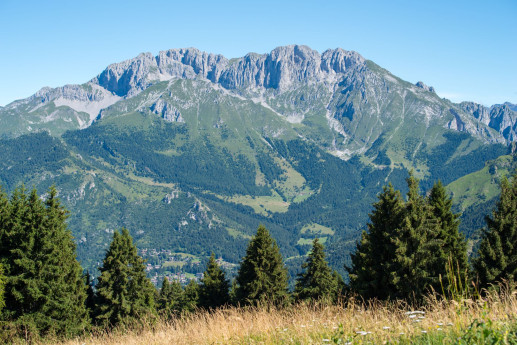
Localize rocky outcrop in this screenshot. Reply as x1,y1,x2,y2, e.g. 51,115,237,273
459,102,517,141
150,99,184,123
459,101,491,125
489,104,517,141
504,102,517,112
415,81,435,93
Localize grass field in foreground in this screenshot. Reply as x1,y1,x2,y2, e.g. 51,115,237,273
38,286,517,345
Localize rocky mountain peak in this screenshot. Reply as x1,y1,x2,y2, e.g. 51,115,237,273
91,45,366,97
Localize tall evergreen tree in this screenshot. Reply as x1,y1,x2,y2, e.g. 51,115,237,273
199,253,230,310
40,186,90,334
235,225,289,306
181,280,200,313
474,173,517,288
390,173,441,300
294,238,340,302
157,278,184,318
428,180,468,285
95,228,155,326
348,183,405,300
2,186,89,337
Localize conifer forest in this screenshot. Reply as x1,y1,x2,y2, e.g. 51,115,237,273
1,171,516,343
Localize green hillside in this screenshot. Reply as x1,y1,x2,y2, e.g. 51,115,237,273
0,46,513,283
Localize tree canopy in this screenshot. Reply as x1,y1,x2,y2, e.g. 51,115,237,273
294,238,340,302
474,172,517,288
235,225,289,306
94,228,155,326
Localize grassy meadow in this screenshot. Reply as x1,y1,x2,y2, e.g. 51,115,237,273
30,286,517,345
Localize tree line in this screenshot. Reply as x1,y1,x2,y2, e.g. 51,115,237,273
0,170,516,341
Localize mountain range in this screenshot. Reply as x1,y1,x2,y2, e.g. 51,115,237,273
1,45,516,280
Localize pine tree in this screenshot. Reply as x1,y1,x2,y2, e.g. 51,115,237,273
181,280,199,313
40,186,90,334
199,253,230,310
348,183,405,300
428,180,468,287
2,186,89,337
389,173,441,300
95,228,155,326
157,278,184,318
474,173,517,288
235,225,289,306
294,238,340,303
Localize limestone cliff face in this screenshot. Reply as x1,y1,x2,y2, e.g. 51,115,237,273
460,102,517,142
92,45,366,95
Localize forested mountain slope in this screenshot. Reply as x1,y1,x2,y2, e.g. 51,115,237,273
0,45,514,280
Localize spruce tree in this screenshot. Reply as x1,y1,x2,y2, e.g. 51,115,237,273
428,180,468,287
348,183,404,300
2,186,89,337
95,228,155,326
157,278,184,318
294,238,339,303
181,280,199,313
235,225,289,306
390,173,441,300
474,173,517,288
40,186,90,334
199,253,230,310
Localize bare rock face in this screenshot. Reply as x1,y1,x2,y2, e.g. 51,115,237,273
504,102,517,112
34,84,105,103
92,45,366,96
415,81,436,93
459,102,517,141
447,108,466,131
218,45,366,91
459,101,491,125
150,99,184,123
489,104,517,141
94,53,158,97
156,48,228,82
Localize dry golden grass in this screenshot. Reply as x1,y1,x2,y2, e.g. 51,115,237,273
43,287,517,345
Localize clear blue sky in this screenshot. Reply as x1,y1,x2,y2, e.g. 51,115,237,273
0,0,515,107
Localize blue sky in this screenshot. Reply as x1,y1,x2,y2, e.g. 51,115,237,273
0,0,515,106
